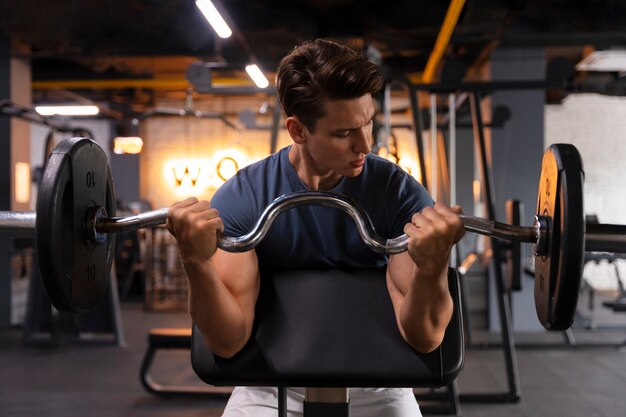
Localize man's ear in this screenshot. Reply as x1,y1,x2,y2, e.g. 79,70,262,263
285,116,306,144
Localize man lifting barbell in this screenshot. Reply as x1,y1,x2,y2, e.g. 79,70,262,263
166,38,464,417
2,38,626,417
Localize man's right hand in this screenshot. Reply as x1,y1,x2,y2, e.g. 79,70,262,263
166,197,224,263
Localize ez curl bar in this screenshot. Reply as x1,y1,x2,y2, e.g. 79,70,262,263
1,138,625,330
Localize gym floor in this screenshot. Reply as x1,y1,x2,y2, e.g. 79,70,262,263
1,302,625,417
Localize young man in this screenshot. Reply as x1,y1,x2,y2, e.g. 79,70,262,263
167,39,464,416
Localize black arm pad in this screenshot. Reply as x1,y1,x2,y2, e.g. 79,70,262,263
192,267,464,388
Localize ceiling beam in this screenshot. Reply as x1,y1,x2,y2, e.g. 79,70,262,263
422,0,467,83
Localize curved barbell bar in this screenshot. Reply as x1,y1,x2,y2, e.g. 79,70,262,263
3,191,626,254
92,191,542,254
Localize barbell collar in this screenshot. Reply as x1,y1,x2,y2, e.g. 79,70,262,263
534,215,549,256
0,211,36,237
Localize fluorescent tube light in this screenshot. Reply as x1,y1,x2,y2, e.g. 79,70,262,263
35,105,100,116
195,0,232,39
245,64,269,88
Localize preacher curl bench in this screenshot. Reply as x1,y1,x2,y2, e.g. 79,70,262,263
186,267,465,417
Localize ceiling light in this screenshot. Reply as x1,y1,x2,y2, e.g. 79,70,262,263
576,50,626,72
35,105,100,116
245,64,269,88
195,0,232,39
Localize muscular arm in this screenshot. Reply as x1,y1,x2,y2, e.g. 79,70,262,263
168,198,260,358
386,203,464,353
184,249,260,358
387,251,453,353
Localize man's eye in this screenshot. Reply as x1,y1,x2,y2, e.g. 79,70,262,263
335,131,350,138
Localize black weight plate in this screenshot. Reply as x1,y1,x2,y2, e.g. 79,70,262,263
36,138,116,313
534,144,585,330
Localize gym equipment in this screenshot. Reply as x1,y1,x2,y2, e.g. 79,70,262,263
191,267,464,417
0,99,95,137
1,137,626,329
140,327,232,398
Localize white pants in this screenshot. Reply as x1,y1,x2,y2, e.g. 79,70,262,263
222,387,422,417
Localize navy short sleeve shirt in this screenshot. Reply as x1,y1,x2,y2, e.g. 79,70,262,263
210,146,433,270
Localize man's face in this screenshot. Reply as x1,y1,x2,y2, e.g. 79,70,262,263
301,94,376,178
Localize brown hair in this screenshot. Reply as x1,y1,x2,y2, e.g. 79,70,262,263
276,39,384,132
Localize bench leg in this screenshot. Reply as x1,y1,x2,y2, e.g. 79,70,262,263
139,345,231,399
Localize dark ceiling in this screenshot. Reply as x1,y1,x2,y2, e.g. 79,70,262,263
2,0,626,109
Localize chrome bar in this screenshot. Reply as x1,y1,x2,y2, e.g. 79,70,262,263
7,192,624,255
0,211,36,236
92,192,541,254
217,193,539,253
460,214,537,243
95,208,169,234
217,192,403,254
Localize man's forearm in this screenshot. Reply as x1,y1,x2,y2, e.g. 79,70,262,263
399,266,453,353
184,259,251,358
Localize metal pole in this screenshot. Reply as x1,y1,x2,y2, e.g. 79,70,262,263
449,93,457,207
278,387,287,417
408,84,428,190
383,84,392,153
270,97,281,154
449,93,457,268
465,91,521,402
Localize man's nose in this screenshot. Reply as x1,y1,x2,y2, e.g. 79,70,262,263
351,127,371,154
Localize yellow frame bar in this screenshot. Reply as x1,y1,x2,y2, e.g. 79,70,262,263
422,0,467,83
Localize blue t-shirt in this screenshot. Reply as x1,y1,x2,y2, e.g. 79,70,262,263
211,146,433,270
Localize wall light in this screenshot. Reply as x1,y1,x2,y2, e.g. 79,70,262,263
216,156,239,181
245,64,269,88
209,145,253,188
472,179,481,203
195,0,232,38
35,105,100,116
14,162,30,204
113,136,144,154
165,159,211,197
